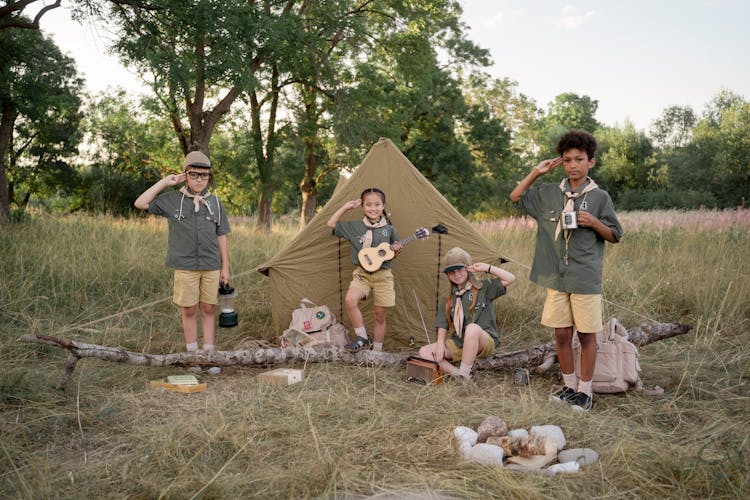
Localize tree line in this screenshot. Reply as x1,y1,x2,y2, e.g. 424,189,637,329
1,1,748,227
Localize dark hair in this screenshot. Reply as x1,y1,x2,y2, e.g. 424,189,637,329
556,130,597,159
360,187,391,224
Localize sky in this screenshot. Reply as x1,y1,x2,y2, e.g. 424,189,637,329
37,0,749,131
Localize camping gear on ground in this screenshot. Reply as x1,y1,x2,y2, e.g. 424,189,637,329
572,317,642,393
358,227,430,271
289,298,335,333
406,356,443,385
218,282,238,328
258,368,304,386
279,299,349,349
258,138,508,348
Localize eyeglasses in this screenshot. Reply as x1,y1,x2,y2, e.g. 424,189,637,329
187,171,211,180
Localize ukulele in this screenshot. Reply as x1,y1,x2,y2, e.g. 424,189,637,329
358,227,429,272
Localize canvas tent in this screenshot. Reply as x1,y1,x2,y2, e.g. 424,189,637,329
258,138,507,348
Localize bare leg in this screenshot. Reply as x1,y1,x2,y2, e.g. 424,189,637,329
554,327,575,374
344,287,367,329
373,306,387,344
182,305,199,346
200,302,217,349
577,331,597,382
460,324,488,368
418,343,457,375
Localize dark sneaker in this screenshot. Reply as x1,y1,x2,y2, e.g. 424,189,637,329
344,336,371,352
550,386,577,403
570,392,593,412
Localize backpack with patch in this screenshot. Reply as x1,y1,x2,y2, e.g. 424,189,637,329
572,317,642,393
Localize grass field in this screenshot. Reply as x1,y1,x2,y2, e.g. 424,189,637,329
1,210,748,498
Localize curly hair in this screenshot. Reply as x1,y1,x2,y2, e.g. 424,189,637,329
555,130,597,159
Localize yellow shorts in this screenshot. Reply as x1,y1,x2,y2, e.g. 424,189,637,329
349,267,395,307
541,289,603,333
445,330,495,361
173,269,220,307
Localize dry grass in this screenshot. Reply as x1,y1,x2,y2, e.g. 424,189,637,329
1,211,748,498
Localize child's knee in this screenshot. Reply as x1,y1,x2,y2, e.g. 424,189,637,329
183,304,198,317
200,302,216,315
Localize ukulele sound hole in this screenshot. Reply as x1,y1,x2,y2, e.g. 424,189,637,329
378,249,387,257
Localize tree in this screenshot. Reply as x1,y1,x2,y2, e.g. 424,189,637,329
76,90,180,214
0,24,83,224
0,0,61,30
650,105,696,149
538,92,600,157
595,122,656,199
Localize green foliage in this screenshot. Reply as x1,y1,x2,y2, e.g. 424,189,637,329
0,24,84,219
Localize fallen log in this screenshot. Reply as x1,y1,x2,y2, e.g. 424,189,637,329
19,322,690,388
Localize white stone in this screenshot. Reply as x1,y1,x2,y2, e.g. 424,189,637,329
558,448,599,466
468,443,504,466
507,428,529,439
547,461,580,475
453,426,478,448
530,425,566,450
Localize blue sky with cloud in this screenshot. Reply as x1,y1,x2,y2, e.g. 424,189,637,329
460,0,749,129
40,0,749,131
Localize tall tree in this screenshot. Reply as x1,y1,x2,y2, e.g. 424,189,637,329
650,105,696,149
0,0,61,30
0,24,83,224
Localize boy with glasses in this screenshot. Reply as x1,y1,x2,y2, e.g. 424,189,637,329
135,150,231,354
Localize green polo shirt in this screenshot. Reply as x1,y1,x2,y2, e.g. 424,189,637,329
148,190,231,270
334,220,398,269
518,180,622,294
434,278,507,347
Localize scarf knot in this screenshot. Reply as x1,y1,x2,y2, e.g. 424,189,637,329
360,216,387,248
179,186,214,215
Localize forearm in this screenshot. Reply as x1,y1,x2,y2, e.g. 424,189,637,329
489,264,515,287
134,179,169,210
593,221,617,243
218,235,230,270
326,206,348,228
509,169,542,202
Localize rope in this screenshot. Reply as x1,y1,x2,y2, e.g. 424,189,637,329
435,233,442,317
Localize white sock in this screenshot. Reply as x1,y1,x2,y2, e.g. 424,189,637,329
203,344,215,352
354,327,368,339
372,342,383,351
562,371,578,390
186,342,198,352
459,362,473,377
578,379,593,396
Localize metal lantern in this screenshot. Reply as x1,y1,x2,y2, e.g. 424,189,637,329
218,282,238,328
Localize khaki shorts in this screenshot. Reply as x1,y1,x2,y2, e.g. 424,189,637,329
541,288,603,333
349,267,395,307
173,269,220,307
445,330,495,361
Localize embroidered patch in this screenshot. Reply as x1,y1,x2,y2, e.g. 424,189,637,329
580,201,588,211
315,310,326,320
380,228,388,236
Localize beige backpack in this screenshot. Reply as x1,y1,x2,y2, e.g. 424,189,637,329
572,318,642,393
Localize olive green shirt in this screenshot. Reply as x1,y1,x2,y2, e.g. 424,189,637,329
148,190,230,270
518,180,622,294
333,220,398,270
434,278,507,347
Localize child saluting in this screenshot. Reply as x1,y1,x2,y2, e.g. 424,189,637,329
327,188,402,352
134,150,231,354
510,130,623,412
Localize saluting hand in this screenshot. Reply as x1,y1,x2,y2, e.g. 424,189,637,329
533,157,562,174
164,172,186,186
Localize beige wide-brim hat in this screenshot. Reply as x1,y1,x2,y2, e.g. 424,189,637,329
183,151,211,169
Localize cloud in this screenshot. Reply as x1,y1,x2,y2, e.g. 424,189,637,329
481,12,504,28
550,5,596,29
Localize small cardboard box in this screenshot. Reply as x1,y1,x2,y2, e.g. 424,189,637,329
258,368,304,386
